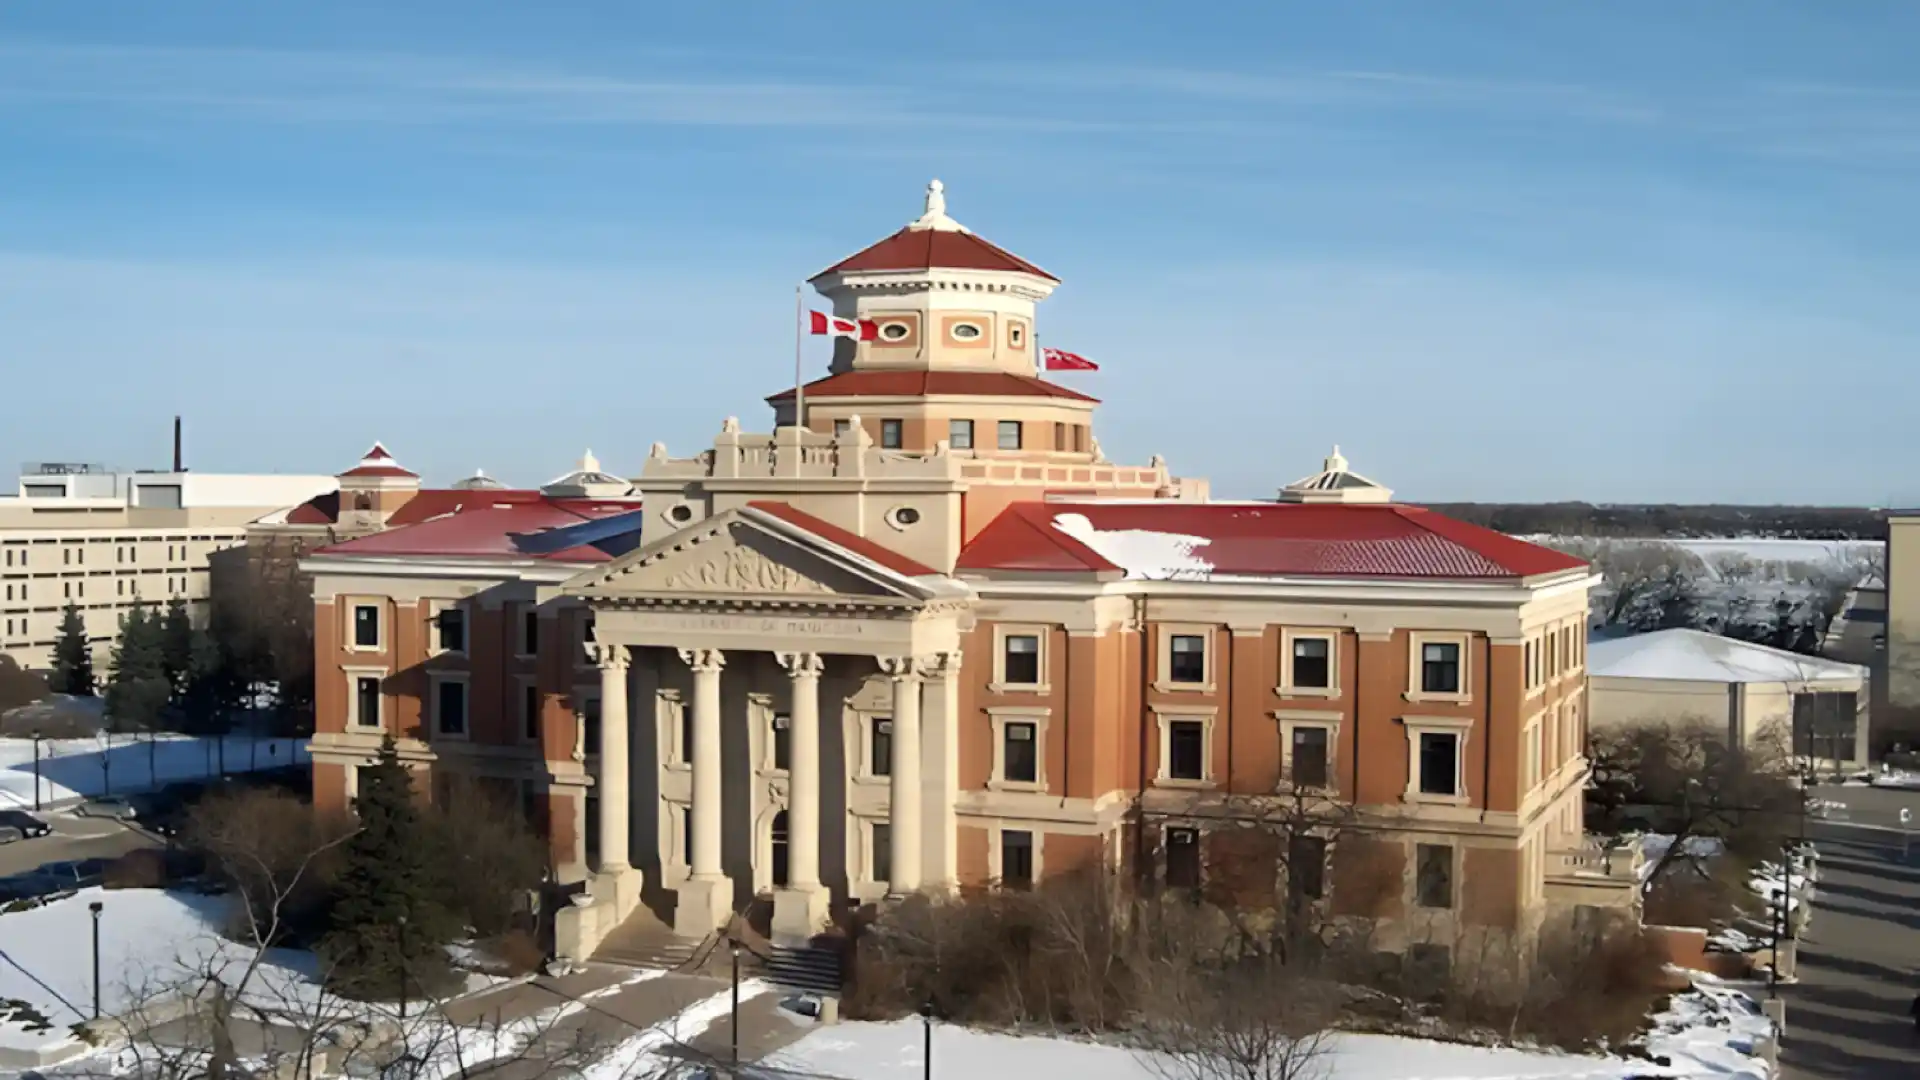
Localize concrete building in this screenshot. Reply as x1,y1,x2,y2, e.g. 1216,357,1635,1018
1588,628,1867,769
0,461,334,672
303,181,1632,964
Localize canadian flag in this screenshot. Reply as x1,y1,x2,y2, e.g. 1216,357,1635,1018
1042,347,1099,371
809,311,878,341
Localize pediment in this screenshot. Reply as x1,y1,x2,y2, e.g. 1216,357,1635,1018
564,509,933,604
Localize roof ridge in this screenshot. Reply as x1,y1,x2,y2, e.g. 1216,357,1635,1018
1008,503,1117,570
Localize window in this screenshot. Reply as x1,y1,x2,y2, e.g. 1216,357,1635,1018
523,682,541,741
353,604,380,648
1169,634,1207,685
1054,422,1067,451
879,322,910,341
1289,835,1327,901
355,676,382,729
1166,827,1200,889
949,419,974,450
1417,732,1460,797
63,582,70,600
880,419,904,449
437,607,466,653
771,713,791,771
1415,844,1454,909
1167,720,1206,781
1524,640,1535,689
951,322,982,340
1001,830,1034,888
520,610,539,657
997,420,1022,450
833,419,850,438
436,679,467,736
680,704,694,765
871,718,893,776
871,823,892,883
770,811,790,887
1291,637,1331,689
1009,323,1025,347
1290,726,1330,789
1003,722,1038,784
1003,634,1041,686
1420,642,1462,694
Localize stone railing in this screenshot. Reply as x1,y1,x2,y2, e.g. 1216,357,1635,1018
1550,840,1644,880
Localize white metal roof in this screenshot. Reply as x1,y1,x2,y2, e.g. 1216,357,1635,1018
1588,628,1864,684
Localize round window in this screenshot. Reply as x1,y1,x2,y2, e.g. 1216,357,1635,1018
880,322,910,341
886,506,922,530
667,504,695,525
951,323,982,341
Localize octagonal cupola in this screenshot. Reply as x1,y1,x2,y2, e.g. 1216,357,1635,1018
1279,446,1394,504
808,180,1058,377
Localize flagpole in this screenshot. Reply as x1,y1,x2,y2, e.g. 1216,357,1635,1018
793,284,806,431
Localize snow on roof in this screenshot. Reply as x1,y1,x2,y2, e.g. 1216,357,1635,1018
1589,628,1864,684
1051,511,1213,580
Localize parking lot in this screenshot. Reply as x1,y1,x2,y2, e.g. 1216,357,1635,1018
0,808,162,878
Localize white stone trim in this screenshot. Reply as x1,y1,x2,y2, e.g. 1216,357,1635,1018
1279,627,1340,698
849,812,891,902
845,708,893,789
1403,714,1474,805
1406,631,1471,703
658,689,688,772
342,665,387,730
428,671,471,741
989,623,1051,694
1273,708,1342,792
1156,623,1216,694
987,705,1050,793
1152,704,1218,788
751,692,791,777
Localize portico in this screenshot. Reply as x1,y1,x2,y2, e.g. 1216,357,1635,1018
561,504,972,949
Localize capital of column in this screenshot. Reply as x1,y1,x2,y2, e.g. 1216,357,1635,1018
921,651,962,681
588,642,631,671
776,651,825,679
881,653,959,682
677,648,726,674
879,655,923,683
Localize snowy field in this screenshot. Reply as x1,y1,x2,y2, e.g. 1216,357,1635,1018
769,979,1771,1080
0,734,308,810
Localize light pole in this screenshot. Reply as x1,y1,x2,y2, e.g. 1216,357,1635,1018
89,900,103,1019
1901,807,1912,862
397,915,409,1021
729,938,741,1067
148,727,157,787
921,1000,934,1080
31,729,42,812
101,730,111,798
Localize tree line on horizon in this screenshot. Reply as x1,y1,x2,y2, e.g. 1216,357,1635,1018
1430,502,1884,540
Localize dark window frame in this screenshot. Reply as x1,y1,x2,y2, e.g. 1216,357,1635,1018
1415,843,1454,909
1169,633,1208,685
1167,720,1206,781
1001,829,1034,888
354,676,381,729
772,713,792,772
949,419,974,450
353,604,380,648
1421,641,1463,694
1290,636,1331,689
1417,731,1460,796
1003,721,1038,784
880,418,904,449
437,606,466,653
1002,633,1042,685
435,678,467,736
996,420,1022,450
871,717,893,777
1290,725,1331,789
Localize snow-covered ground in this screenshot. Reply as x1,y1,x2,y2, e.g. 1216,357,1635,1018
0,887,322,1057
0,734,308,810
770,979,1770,1080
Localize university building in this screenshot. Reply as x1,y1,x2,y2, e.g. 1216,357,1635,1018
302,182,1635,963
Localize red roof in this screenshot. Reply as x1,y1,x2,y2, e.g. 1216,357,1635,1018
315,496,640,562
814,227,1056,282
340,442,419,480
956,502,1588,581
768,370,1096,404
748,501,938,577
283,491,340,526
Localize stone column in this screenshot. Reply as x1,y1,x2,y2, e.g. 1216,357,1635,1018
882,656,924,895
919,652,962,893
772,651,830,942
587,644,640,918
674,647,731,937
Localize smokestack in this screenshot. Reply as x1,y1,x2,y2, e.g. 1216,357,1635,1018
173,415,183,473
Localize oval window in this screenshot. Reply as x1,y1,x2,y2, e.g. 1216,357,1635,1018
951,323,982,341
880,322,910,341
667,504,695,525
886,506,922,530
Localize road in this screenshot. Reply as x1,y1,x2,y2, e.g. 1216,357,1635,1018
0,809,160,877
1780,784,1920,1078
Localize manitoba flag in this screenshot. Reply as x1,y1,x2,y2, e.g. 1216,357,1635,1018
809,311,878,341
1042,347,1098,371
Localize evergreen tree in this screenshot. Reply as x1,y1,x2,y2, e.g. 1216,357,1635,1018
49,603,95,697
160,597,195,698
106,605,171,732
322,737,457,1000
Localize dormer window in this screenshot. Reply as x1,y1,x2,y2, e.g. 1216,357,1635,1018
951,323,982,341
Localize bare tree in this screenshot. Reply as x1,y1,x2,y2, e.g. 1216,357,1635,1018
1135,954,1336,1080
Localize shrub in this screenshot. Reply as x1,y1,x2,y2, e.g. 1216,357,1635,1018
104,849,168,890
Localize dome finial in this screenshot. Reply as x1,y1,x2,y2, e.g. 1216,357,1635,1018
907,178,969,233
1325,444,1348,473
580,448,600,472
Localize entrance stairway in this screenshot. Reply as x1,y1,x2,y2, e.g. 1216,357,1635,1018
590,909,846,997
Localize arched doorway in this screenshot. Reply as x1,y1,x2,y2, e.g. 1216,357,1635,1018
770,810,790,888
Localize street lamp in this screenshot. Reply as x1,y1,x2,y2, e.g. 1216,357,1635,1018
89,900,104,1019
30,729,42,812
921,1000,934,1080
729,937,741,1066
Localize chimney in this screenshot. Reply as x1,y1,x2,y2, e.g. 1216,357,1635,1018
173,415,183,472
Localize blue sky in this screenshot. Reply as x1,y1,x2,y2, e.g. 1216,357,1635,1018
3,2,1918,504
